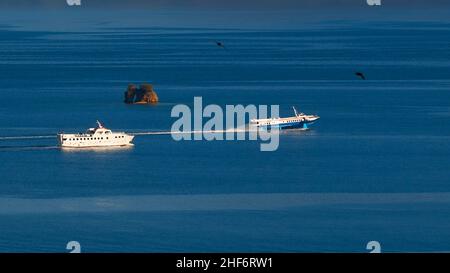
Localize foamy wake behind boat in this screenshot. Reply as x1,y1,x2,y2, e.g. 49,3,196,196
250,107,320,130
57,121,134,148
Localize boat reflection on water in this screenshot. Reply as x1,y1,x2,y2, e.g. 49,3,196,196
60,144,134,153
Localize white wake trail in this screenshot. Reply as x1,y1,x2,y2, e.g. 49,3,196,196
0,135,55,140
131,126,259,136
0,126,262,140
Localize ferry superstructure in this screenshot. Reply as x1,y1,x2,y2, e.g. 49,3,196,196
250,107,319,130
57,121,134,148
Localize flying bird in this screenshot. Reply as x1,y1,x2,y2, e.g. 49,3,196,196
214,41,226,49
355,72,366,80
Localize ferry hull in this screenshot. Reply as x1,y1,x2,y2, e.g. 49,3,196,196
255,121,316,130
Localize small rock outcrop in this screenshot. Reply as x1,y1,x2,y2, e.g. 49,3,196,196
124,83,159,104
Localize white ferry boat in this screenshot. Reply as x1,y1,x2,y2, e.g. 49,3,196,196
57,121,134,148
250,107,320,130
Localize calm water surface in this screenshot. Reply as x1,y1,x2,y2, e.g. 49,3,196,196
0,21,450,252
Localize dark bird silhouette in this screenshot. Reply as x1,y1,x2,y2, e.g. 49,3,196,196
355,72,366,80
215,41,226,49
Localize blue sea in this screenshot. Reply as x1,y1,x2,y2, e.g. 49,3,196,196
1,18,450,252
